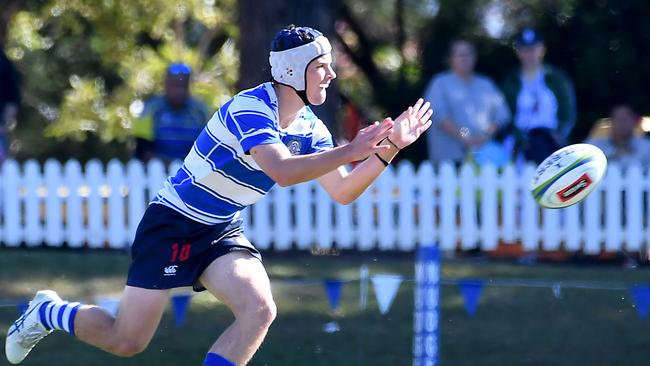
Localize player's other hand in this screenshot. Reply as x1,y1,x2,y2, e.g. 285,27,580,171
389,98,433,149
347,118,394,161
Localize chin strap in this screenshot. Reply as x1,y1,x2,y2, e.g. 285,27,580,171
271,78,311,106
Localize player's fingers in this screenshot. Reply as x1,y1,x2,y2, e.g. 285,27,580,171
417,120,433,135
361,121,380,133
411,98,424,114
403,106,413,118
368,126,393,145
420,109,433,123
378,118,394,132
411,108,432,130
368,119,392,140
371,144,392,154
415,101,431,120
377,126,393,142
358,124,370,133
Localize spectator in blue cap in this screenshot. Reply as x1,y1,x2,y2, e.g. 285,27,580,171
501,28,577,164
132,62,210,162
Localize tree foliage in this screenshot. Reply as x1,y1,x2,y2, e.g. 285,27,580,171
334,0,650,162
5,0,238,161
5,0,650,162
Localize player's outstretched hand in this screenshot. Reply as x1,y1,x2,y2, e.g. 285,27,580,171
388,98,433,149
347,118,394,161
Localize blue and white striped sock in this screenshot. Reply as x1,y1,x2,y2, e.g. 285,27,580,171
38,301,81,336
203,353,235,366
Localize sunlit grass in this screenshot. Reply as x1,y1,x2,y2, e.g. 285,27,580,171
1,249,649,366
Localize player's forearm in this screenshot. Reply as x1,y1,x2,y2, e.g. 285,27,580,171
333,144,399,204
265,144,356,186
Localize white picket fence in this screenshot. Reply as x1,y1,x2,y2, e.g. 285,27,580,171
0,158,646,254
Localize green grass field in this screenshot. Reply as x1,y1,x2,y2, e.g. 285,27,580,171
1,249,649,366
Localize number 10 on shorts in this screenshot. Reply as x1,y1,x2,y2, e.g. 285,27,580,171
170,243,191,263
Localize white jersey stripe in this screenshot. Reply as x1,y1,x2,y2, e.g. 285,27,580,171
155,82,333,224
198,170,265,206
203,124,258,171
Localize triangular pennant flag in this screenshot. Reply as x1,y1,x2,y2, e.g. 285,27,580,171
459,279,484,316
17,301,29,315
371,274,403,315
171,294,192,328
323,279,343,311
630,285,650,319
96,297,120,317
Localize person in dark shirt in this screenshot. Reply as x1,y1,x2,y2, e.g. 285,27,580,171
501,28,576,164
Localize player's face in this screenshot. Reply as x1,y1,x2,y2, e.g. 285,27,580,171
305,53,336,105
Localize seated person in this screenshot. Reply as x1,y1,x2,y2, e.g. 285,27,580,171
587,103,650,169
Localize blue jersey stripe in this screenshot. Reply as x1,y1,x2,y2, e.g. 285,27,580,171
169,166,244,212
202,125,259,171
176,165,246,209
169,168,192,187
215,160,274,193
170,181,242,218
191,141,272,195
153,197,229,225
155,82,334,224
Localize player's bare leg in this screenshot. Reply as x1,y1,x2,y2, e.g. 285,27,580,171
6,286,168,363
199,251,276,365
73,286,169,357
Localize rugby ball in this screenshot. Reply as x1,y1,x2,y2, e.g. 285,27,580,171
530,144,607,209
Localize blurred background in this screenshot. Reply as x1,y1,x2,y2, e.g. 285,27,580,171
2,0,650,162
2,1,650,365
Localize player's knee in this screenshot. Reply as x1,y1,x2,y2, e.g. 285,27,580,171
243,297,276,329
260,298,277,327
110,338,150,357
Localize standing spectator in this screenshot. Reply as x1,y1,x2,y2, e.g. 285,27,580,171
423,39,510,166
587,103,650,169
0,46,20,162
133,63,210,163
501,28,576,164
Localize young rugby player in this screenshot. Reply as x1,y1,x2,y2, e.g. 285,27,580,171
6,25,432,366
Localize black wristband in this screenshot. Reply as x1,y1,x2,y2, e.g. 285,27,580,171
374,153,389,167
386,137,401,150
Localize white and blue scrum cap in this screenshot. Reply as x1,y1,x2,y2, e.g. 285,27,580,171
269,26,332,92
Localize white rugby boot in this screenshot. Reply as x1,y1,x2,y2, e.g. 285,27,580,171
5,290,63,364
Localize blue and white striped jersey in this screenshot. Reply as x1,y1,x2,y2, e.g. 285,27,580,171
152,82,334,224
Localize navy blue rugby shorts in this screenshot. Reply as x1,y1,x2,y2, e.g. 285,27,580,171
126,203,261,292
